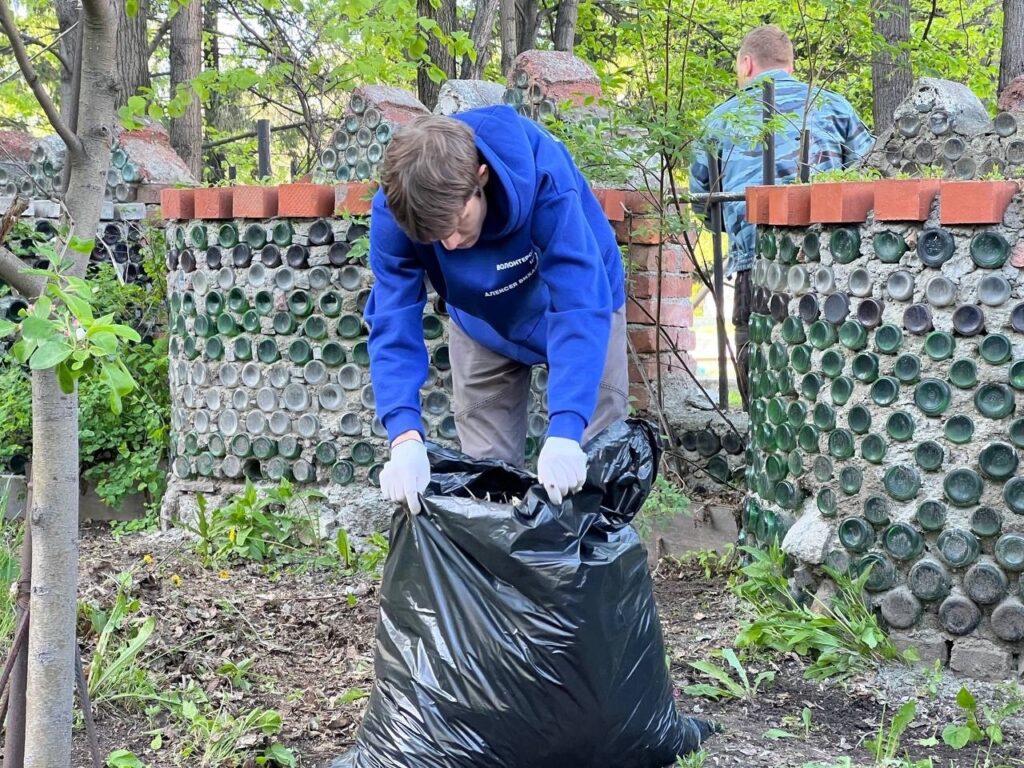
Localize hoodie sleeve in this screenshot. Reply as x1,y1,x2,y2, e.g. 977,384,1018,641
364,195,429,443
531,167,614,443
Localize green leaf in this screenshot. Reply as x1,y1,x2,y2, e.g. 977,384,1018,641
409,37,427,58
105,750,144,768
891,700,917,738
30,339,73,370
340,688,368,704
985,724,1002,745
68,236,95,255
21,315,56,341
56,362,75,394
916,735,939,747
149,732,163,750
263,743,296,767
110,324,141,342
56,289,93,323
956,686,977,712
942,724,972,749
0,319,16,337
764,728,798,740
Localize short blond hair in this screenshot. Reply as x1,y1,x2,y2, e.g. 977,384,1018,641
380,115,480,243
739,25,794,70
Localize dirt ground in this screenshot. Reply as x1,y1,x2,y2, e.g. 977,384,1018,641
68,512,1024,768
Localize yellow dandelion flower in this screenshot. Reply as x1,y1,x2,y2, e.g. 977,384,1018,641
142,554,154,565
218,569,231,580
228,527,237,543
170,574,182,587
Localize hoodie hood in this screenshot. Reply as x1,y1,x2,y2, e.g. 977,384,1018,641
453,106,536,239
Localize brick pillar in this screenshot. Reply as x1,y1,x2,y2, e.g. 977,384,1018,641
612,210,697,412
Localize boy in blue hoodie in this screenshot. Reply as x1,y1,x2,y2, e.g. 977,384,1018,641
365,106,628,514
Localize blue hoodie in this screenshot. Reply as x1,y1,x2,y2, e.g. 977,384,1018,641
365,105,626,445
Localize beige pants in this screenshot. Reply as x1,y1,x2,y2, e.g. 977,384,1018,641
448,308,629,467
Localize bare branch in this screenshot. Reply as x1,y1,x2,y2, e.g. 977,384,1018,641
0,243,44,299
148,14,173,57
0,0,81,153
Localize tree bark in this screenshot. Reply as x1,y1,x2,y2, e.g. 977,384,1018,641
552,0,579,51
499,0,517,75
0,0,116,761
1001,0,1024,93
54,0,81,123
870,0,912,133
416,0,457,111
460,0,499,79
24,372,80,768
170,0,202,177
113,0,150,108
515,0,540,55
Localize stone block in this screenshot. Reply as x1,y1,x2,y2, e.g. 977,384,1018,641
781,509,834,565
894,77,990,136
950,637,1014,681
100,200,115,220
434,80,506,115
998,75,1024,112
889,630,950,667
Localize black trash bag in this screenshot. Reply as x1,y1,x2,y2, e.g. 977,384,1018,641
333,419,713,768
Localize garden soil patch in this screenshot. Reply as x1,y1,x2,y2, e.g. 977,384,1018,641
67,516,1024,768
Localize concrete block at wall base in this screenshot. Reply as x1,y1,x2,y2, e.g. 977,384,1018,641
115,203,147,221
641,503,739,566
949,637,1014,681
888,630,950,667
31,199,60,219
101,201,115,221
0,474,145,522
0,475,27,519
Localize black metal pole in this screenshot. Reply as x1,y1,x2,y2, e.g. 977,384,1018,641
762,79,776,186
257,119,272,179
708,150,729,410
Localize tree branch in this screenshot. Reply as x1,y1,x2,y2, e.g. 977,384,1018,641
148,14,172,58
0,0,80,153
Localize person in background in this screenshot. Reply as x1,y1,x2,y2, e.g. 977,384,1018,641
689,24,874,409
365,107,628,514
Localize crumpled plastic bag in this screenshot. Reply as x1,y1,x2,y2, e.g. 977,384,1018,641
333,419,715,768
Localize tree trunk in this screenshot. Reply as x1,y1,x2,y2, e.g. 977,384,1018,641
460,0,499,79
552,0,578,51
870,0,912,133
170,0,202,177
54,0,81,124
24,372,80,768
515,0,540,54
499,0,517,75
0,0,117,760
113,0,150,108
1001,0,1024,93
416,0,457,111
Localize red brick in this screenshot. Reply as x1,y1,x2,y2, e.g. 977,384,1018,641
626,297,693,327
193,187,233,220
592,187,626,221
628,242,689,273
614,216,663,245
278,183,335,218
233,185,279,219
630,272,693,300
335,181,378,217
629,324,691,353
160,188,194,220
623,189,659,214
677,329,697,352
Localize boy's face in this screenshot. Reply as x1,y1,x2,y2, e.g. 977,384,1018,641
440,165,490,251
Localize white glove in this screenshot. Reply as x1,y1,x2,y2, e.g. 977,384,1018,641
537,437,587,505
380,438,430,515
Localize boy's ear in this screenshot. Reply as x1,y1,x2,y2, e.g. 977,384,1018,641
478,164,490,186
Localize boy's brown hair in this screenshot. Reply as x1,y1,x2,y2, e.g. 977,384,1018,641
380,114,481,243
739,25,794,70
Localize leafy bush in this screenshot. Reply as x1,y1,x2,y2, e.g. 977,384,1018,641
0,231,170,512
